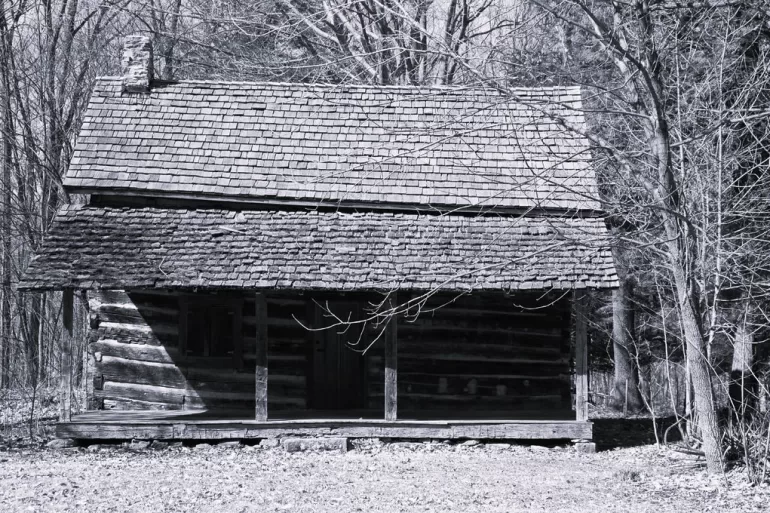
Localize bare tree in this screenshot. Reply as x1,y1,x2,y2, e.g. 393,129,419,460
0,0,126,407
491,1,770,473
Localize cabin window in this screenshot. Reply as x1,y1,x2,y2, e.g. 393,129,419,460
180,295,243,366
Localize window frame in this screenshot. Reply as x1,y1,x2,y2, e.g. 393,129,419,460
179,294,244,370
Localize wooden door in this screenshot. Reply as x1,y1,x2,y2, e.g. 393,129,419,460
312,301,366,410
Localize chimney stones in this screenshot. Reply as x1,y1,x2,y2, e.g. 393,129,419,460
122,35,153,93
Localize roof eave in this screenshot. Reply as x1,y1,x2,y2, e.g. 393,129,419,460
17,281,620,293
67,186,607,218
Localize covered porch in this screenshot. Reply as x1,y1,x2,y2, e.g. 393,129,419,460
20,204,615,442
54,288,594,442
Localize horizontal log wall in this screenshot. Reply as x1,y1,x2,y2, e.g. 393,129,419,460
88,290,182,410
243,295,309,411
87,290,571,419
367,293,572,418
88,290,310,412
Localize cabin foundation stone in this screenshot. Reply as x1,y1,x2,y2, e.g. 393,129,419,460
259,438,281,449
283,437,349,453
128,439,150,450
46,438,76,449
150,440,169,450
217,441,243,449
575,441,596,454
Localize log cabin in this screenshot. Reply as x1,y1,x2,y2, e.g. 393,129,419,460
20,36,618,445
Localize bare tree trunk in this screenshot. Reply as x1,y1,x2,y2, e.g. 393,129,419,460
1,150,10,390
27,293,44,386
730,309,756,420
639,0,724,472
670,258,723,472
37,294,46,384
0,51,11,389
609,280,643,412
158,0,183,80
23,296,35,386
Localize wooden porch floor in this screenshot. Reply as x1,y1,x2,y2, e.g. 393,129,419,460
58,409,592,441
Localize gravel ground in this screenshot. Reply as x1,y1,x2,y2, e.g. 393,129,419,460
0,441,766,513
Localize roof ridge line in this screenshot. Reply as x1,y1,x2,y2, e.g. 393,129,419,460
94,76,582,94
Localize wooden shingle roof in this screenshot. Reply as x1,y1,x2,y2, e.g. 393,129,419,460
66,79,599,212
22,79,618,292
19,205,618,292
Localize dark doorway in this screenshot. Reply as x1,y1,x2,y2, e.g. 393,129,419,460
312,301,367,410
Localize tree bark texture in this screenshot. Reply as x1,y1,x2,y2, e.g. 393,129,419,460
0,48,11,389
609,281,644,413
670,257,723,473
730,313,756,420
636,0,724,473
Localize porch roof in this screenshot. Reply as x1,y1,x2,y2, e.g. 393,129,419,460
18,205,618,292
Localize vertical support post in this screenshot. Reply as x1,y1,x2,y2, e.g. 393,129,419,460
254,292,268,422
60,289,74,423
384,307,398,421
573,290,589,422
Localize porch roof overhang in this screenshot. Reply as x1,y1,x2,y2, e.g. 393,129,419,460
19,205,619,292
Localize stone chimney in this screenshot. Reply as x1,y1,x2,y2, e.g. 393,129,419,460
122,35,153,93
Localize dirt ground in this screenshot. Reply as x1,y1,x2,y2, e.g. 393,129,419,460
0,440,767,513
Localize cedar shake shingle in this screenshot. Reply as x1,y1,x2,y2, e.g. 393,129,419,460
21,80,620,291
65,79,599,212
19,205,618,291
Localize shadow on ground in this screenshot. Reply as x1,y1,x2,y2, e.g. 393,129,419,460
593,416,681,450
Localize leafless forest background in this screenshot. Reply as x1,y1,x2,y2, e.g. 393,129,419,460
1,0,770,479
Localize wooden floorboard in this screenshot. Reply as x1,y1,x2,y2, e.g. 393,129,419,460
68,407,577,423
58,409,592,441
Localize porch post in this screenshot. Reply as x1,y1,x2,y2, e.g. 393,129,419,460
254,292,268,421
384,311,397,421
573,290,589,422
60,289,74,422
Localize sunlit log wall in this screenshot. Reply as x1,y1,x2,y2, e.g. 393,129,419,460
87,290,182,410
87,290,308,412
85,290,572,418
